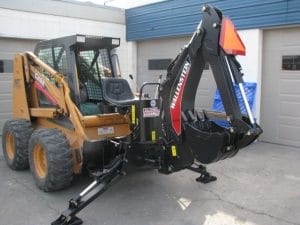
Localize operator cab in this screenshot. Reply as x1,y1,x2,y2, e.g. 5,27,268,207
34,34,135,116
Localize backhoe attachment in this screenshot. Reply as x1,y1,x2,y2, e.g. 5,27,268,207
159,5,262,172
51,5,262,224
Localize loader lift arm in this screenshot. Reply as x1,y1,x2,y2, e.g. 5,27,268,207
51,5,262,225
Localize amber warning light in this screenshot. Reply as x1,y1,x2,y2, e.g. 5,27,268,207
219,17,246,56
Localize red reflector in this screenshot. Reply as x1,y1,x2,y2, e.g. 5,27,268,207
219,17,246,56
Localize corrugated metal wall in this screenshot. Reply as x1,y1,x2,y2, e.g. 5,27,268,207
126,0,300,41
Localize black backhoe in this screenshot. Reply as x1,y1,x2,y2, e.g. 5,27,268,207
52,5,262,225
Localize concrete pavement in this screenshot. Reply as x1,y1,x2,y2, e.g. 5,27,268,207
0,141,299,225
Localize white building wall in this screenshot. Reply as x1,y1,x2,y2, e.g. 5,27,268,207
0,7,134,79
126,41,138,92
0,1,138,134
237,29,263,122
0,2,262,121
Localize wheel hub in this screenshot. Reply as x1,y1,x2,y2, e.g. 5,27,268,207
5,132,15,160
33,144,48,178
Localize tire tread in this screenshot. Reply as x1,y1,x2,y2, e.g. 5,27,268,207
2,119,33,170
29,128,73,192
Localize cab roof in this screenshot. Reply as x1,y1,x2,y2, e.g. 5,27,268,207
34,34,120,53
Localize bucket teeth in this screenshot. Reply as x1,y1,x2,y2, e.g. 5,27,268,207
178,109,262,164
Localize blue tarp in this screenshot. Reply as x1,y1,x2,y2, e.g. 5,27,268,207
213,82,257,114
212,82,257,127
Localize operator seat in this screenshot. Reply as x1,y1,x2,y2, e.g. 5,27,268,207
79,81,102,116
101,78,136,107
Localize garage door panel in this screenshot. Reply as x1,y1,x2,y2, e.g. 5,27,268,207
0,38,38,135
280,79,300,95
0,114,12,133
280,102,300,117
0,73,13,79
279,124,300,144
262,84,279,98
0,82,12,94
196,89,210,96
0,112,12,118
0,100,12,113
195,96,211,110
282,30,300,45
263,50,281,64
279,116,300,127
138,37,216,112
261,97,279,142
195,74,216,110
263,31,281,49
280,94,300,103
262,27,300,147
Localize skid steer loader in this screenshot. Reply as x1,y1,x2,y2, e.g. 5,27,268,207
2,5,262,225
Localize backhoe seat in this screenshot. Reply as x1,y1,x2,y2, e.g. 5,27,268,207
101,78,136,107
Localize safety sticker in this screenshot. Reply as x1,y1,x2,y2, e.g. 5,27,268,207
143,107,160,118
171,145,177,157
131,105,136,124
98,127,114,135
151,131,156,141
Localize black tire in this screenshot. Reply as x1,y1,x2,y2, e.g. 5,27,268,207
2,119,33,170
28,128,73,192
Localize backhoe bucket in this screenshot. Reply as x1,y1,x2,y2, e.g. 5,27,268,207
183,113,262,164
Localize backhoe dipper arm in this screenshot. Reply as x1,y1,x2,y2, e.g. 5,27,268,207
160,5,262,171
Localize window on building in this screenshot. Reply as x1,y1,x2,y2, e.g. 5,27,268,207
148,59,210,71
148,59,172,70
0,60,13,73
282,55,300,71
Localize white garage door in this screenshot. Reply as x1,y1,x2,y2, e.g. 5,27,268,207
261,27,300,147
0,37,38,134
137,36,216,111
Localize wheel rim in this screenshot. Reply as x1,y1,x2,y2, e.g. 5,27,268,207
5,132,15,160
33,144,48,178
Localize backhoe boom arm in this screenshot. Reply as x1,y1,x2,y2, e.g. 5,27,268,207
159,5,262,171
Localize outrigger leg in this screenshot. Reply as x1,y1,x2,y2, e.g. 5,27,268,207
51,154,126,225
188,164,217,184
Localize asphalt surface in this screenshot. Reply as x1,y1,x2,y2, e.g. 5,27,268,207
0,140,299,225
